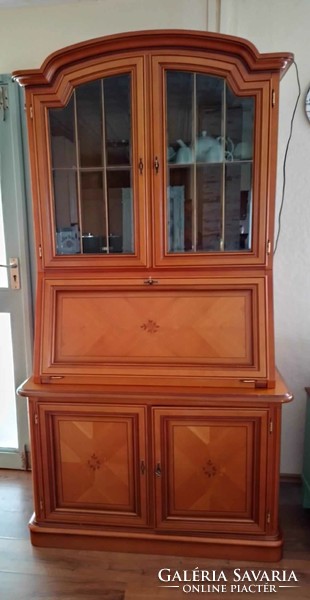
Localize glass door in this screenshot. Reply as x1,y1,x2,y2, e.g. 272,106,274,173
166,71,254,254
45,61,148,267
0,76,33,468
150,55,269,268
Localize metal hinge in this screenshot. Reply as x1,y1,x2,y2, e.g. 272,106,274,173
39,499,44,511
34,413,38,425
267,512,271,524
240,379,268,389
29,105,33,119
269,419,273,434
267,240,272,255
272,90,276,107
0,85,9,121
38,245,42,258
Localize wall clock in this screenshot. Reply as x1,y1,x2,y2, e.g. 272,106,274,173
305,87,310,121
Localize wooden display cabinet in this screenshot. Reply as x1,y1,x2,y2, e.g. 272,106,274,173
15,30,293,560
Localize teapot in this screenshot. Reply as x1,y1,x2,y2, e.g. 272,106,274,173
167,146,176,162
175,139,193,164
196,131,224,163
234,141,252,160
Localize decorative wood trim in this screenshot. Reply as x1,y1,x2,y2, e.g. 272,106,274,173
38,403,148,527
153,406,269,534
13,30,293,88
28,513,284,562
36,275,271,386
18,371,293,403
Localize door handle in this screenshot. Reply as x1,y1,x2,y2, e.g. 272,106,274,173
0,85,9,122
140,460,146,475
0,257,20,289
154,463,162,477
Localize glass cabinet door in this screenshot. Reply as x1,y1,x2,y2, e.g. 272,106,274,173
166,71,254,255
49,73,134,256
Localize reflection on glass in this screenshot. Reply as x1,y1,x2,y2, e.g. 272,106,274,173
226,90,254,162
105,75,131,166
196,75,224,164
81,172,106,253
168,167,193,252
76,80,102,167
166,70,254,253
53,170,80,254
49,97,76,169
225,163,252,251
197,165,222,252
167,72,193,165
49,73,134,255
107,170,133,253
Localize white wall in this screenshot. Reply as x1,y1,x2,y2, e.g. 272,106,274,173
220,0,310,475
0,0,208,72
0,0,308,473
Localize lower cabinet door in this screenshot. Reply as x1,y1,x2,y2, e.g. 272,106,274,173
153,407,269,535
37,403,148,527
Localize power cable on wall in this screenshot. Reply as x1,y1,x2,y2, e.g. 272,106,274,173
274,60,301,254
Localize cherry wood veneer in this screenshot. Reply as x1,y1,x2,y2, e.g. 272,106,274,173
16,30,292,560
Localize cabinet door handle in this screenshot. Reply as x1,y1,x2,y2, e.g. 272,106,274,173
138,158,143,174
143,277,158,285
140,460,146,475
154,156,159,174
155,463,162,477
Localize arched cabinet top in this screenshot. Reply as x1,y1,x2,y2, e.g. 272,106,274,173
13,29,293,88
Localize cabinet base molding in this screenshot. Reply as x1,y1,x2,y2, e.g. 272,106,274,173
29,515,283,562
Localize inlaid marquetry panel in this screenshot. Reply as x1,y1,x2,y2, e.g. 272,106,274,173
40,277,269,384
153,407,269,534
38,404,148,526
56,419,132,507
55,290,251,362
172,423,248,513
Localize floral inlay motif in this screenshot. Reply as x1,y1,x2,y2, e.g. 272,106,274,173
87,453,101,471
202,459,217,478
140,319,160,334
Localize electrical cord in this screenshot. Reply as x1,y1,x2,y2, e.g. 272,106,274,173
274,60,301,254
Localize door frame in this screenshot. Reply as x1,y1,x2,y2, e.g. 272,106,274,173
0,75,33,468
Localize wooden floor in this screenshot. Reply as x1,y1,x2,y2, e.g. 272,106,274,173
0,471,309,599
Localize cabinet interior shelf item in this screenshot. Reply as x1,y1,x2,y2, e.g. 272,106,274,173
14,29,293,561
